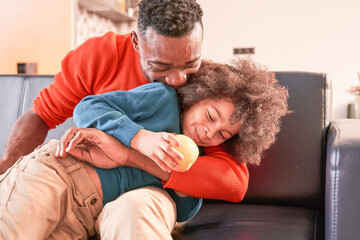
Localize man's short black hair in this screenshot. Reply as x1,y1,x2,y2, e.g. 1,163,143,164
138,0,203,38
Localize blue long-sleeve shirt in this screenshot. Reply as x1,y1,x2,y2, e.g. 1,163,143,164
73,82,202,222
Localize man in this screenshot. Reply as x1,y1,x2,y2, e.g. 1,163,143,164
0,0,249,239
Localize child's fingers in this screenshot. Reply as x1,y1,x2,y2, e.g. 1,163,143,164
152,147,179,171
162,133,181,147
168,146,184,162
152,154,173,172
159,139,184,162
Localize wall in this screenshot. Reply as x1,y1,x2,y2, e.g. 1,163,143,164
75,5,136,48
198,0,360,119
0,0,74,75
1,0,358,119
0,0,136,75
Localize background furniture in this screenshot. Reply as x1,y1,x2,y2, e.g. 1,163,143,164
176,72,331,239
0,73,359,239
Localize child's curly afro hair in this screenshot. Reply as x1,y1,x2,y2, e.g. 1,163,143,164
177,58,290,165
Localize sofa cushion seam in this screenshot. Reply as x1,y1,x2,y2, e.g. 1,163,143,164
17,76,27,118
332,123,340,240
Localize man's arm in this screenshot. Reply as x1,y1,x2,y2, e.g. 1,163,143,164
0,111,49,173
55,127,171,181
127,147,171,181
163,145,249,202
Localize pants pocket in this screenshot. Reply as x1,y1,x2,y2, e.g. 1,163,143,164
0,156,26,208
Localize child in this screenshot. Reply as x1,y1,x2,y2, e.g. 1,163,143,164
0,59,289,239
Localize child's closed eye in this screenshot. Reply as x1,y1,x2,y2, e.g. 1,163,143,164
207,110,214,122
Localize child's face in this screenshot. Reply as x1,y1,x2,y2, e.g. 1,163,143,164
181,98,241,147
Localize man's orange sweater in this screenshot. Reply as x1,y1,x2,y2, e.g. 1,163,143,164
32,32,249,202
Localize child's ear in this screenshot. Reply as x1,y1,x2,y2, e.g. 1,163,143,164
131,31,139,52
180,112,184,124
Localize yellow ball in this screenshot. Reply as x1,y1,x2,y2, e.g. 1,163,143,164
172,134,199,172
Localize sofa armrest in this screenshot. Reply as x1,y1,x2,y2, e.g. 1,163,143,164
326,119,360,240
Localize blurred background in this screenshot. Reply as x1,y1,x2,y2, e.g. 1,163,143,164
1,0,359,120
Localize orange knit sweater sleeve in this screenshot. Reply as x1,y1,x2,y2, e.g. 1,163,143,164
31,32,122,128
163,145,249,202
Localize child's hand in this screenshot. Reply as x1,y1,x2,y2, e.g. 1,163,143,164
130,129,184,171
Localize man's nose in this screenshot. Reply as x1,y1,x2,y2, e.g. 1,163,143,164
165,70,187,87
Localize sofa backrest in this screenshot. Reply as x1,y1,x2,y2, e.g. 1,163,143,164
242,72,332,211
0,75,75,156
0,73,332,212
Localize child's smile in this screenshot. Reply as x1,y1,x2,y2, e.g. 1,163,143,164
181,98,241,147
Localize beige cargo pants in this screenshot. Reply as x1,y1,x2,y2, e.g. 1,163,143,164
0,140,176,240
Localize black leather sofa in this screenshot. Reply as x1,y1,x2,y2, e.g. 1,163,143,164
0,73,359,240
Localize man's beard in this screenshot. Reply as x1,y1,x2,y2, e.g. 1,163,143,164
139,61,152,83
139,60,167,85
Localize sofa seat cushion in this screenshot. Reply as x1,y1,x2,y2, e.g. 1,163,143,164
174,203,323,240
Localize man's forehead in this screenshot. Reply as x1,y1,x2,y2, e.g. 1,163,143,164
140,23,203,45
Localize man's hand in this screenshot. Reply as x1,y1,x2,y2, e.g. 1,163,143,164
130,129,183,171
56,127,171,181
55,127,131,168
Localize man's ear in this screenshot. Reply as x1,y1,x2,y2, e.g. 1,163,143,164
131,31,139,52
